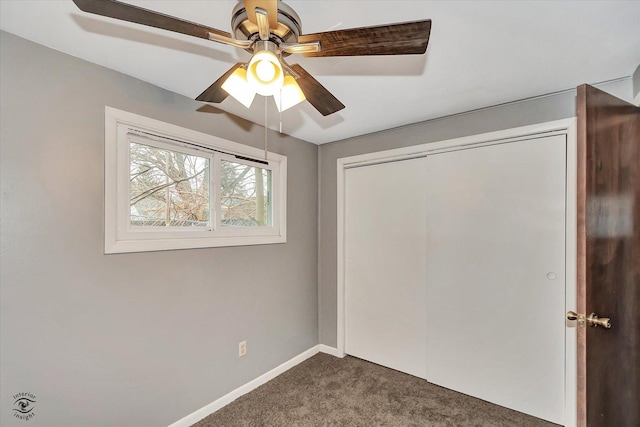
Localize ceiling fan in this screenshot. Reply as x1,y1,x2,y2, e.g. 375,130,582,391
73,0,432,116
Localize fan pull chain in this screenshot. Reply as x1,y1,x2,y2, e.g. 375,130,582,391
279,88,283,134
264,96,268,160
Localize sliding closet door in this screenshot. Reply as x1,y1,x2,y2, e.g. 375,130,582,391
424,136,566,424
345,157,428,379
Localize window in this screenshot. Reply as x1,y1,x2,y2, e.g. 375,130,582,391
129,141,211,228
105,107,286,253
220,159,272,227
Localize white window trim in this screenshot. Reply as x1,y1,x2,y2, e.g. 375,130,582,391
104,107,287,254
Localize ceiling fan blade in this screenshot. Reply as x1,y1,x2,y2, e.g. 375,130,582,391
298,20,431,57
290,64,345,116
72,0,242,45
196,63,244,103
243,0,278,29
280,41,321,55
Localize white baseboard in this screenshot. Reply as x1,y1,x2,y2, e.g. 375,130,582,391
167,344,339,427
317,344,343,357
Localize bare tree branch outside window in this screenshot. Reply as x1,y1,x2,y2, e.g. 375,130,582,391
129,143,210,227
128,143,271,228
220,160,271,227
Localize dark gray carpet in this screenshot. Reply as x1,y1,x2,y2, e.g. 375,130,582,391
192,353,560,427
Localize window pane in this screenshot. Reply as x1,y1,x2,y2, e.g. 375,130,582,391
129,142,210,227
220,160,272,227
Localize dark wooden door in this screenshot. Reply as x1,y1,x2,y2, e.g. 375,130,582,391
576,84,640,426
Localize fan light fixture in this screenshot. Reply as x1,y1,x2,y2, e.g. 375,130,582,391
274,75,306,112
221,40,305,112
247,47,284,96
221,67,256,108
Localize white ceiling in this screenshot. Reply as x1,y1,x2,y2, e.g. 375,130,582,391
1,1,639,144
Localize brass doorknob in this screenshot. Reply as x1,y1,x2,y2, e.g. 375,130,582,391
587,313,611,329
567,311,612,329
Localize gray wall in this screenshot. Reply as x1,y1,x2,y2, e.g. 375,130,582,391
0,32,318,427
318,78,633,346
634,63,640,102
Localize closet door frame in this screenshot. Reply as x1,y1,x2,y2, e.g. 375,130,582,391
336,118,577,427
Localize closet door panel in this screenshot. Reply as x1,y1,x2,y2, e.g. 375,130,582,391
424,136,567,424
345,157,428,379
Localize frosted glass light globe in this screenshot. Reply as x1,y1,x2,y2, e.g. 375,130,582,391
256,60,276,83
247,49,284,96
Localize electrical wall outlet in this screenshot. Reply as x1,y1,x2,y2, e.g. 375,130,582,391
239,341,247,357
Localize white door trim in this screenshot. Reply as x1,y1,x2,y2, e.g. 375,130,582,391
336,118,577,427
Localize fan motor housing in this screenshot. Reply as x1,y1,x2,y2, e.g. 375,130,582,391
231,1,302,53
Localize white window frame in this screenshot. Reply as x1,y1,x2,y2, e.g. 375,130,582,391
104,107,287,254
